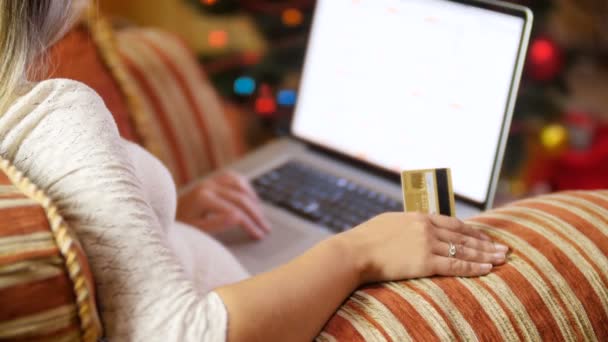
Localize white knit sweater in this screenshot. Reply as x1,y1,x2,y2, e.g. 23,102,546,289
0,79,242,341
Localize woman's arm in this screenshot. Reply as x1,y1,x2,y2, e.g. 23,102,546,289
217,237,359,341
2,79,507,341
218,213,508,341
0,80,230,341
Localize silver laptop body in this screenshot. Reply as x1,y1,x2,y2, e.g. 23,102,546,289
217,0,533,274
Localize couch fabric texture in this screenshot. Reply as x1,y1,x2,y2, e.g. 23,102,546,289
48,24,242,187
318,191,608,341
0,157,102,341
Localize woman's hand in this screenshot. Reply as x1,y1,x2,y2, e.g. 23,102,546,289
217,212,507,341
339,212,509,284
176,170,272,239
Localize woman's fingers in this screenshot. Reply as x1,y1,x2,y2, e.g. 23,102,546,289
432,255,494,277
433,226,508,254
216,171,260,201
192,213,238,233
429,215,492,242
199,190,266,240
432,241,506,265
215,187,272,233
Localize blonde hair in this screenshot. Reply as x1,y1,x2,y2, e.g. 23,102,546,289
0,0,75,114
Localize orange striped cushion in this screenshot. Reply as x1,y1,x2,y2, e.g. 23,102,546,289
49,24,244,187
115,28,240,187
0,158,102,341
47,25,140,143
318,191,608,341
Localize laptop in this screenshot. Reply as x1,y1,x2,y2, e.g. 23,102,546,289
219,0,533,274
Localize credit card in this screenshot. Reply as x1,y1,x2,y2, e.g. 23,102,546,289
401,168,456,217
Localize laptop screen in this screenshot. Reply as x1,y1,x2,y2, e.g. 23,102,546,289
292,0,527,205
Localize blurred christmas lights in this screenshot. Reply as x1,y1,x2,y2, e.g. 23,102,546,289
208,30,228,48
527,37,563,82
255,97,277,116
234,76,256,96
282,8,304,27
256,84,277,116
277,89,297,106
540,124,568,153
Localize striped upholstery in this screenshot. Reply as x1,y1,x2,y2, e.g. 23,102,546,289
115,28,240,187
46,25,140,143
48,24,244,188
0,157,102,341
318,191,608,341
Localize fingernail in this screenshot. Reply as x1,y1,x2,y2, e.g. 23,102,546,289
493,253,506,261
481,263,493,272
495,243,510,252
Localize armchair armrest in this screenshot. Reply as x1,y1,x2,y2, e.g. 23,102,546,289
319,191,608,341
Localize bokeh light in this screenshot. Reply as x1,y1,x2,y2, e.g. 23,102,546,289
540,124,568,152
530,39,555,64
282,8,304,27
255,97,277,116
208,30,228,48
277,89,297,106
527,37,563,81
234,76,256,96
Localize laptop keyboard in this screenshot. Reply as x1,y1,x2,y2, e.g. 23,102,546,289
252,161,403,233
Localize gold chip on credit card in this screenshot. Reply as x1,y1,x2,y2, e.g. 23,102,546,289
401,168,456,217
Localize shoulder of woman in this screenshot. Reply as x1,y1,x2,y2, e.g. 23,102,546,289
4,78,115,129
0,77,129,199
0,78,120,157
12,78,104,107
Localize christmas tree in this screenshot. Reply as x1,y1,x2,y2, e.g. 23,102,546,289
187,0,608,202
502,0,608,201
186,0,314,120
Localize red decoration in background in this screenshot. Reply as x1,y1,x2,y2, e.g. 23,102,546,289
255,98,277,116
551,125,608,190
526,37,564,82
524,112,607,192
255,84,277,117
565,111,597,149
526,112,607,192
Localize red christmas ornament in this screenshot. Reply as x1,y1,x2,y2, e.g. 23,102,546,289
526,37,564,82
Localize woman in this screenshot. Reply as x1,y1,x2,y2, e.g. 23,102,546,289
0,1,509,341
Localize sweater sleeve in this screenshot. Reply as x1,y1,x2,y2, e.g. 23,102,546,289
0,79,227,341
